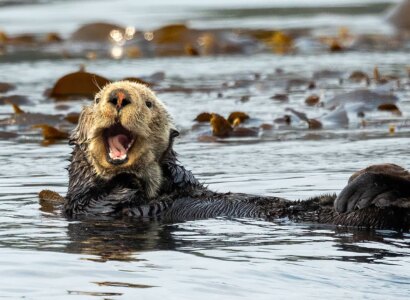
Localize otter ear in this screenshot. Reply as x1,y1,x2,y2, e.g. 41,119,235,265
69,106,93,145
170,128,180,139
160,128,179,163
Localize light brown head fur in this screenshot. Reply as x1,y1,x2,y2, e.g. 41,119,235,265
71,81,176,198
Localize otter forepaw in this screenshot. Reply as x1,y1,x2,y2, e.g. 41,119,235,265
335,172,410,213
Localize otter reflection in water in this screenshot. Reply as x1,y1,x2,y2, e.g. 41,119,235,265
62,218,409,263
39,81,410,231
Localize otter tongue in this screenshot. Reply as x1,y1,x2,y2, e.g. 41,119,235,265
108,134,129,158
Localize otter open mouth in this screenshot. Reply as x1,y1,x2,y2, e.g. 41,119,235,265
103,123,135,165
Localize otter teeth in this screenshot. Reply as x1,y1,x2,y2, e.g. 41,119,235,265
108,134,131,159
109,151,127,160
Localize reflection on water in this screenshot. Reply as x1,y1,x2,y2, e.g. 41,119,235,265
0,217,409,299
0,0,409,298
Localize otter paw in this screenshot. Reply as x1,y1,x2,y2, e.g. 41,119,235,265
335,172,410,213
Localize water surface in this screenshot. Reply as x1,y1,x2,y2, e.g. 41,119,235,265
0,0,409,299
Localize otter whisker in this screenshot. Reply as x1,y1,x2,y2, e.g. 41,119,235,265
92,75,103,92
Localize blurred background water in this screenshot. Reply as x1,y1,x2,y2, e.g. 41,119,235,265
0,0,409,299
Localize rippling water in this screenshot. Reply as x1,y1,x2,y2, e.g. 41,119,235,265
0,0,410,299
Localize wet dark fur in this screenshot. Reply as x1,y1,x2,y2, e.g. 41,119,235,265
47,131,410,232
335,172,410,213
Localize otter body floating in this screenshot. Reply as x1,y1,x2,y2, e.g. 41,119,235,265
40,81,410,231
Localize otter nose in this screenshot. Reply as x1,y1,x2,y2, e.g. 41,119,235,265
109,90,131,111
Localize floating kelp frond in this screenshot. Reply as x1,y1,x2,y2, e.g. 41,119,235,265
4,100,25,114
194,112,212,122
227,112,249,125
378,103,402,116
305,94,320,106
64,112,80,124
0,82,15,93
0,95,30,105
270,94,289,102
71,22,126,42
348,71,370,84
210,113,232,137
286,108,323,129
49,69,110,100
0,131,18,139
0,106,66,127
32,124,69,140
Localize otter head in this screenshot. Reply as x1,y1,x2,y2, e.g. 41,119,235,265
71,81,178,197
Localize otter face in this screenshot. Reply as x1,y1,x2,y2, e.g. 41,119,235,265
72,81,176,195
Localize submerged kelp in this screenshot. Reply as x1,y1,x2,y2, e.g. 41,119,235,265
0,61,408,144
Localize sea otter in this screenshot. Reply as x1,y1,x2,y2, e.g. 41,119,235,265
39,81,410,231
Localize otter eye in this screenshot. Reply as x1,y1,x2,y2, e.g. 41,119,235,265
95,97,100,104
145,101,153,108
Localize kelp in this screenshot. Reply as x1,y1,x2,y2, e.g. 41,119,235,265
194,112,212,123
70,22,126,42
0,95,30,105
0,31,62,46
286,108,323,129
348,71,370,84
32,124,69,140
49,69,110,100
195,112,256,138
0,102,70,127
271,94,289,102
64,113,80,124
0,82,15,93
378,103,402,116
305,95,320,106
227,112,249,125
210,113,233,137
1,16,410,61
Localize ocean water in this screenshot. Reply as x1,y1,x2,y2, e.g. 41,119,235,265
0,0,409,299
